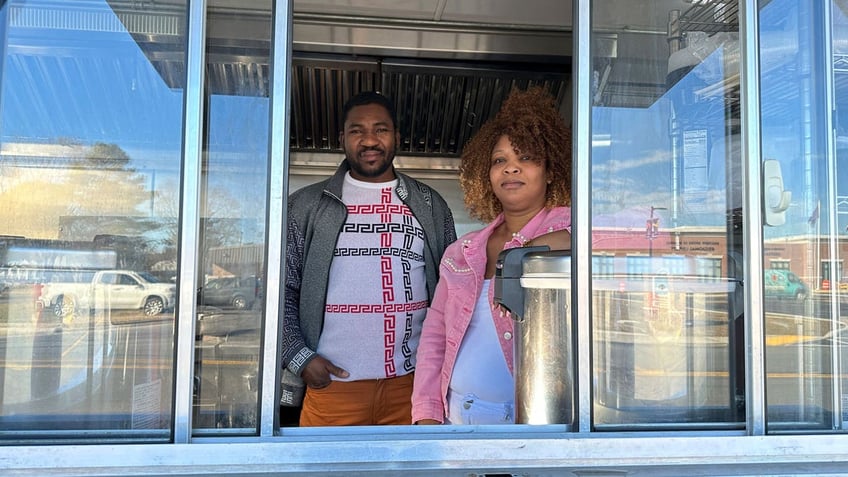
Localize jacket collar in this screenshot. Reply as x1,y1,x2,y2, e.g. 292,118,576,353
462,208,564,249
325,159,406,200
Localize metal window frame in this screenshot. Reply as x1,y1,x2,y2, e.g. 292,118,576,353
259,0,293,437
739,0,766,437
173,0,207,443
8,1,848,475
823,0,846,432
573,0,593,435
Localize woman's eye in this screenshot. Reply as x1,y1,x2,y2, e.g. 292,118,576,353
492,157,505,164
520,155,532,161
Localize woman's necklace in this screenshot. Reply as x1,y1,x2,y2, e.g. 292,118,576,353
511,231,530,246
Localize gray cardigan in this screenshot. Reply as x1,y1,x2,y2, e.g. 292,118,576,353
280,160,456,405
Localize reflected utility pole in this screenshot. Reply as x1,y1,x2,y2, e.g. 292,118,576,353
647,206,668,258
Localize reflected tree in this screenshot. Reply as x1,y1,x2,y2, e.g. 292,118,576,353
0,141,149,241
60,142,151,241
153,179,244,251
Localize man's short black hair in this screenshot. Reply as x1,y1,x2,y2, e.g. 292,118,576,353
341,91,398,130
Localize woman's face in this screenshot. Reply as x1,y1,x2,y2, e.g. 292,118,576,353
489,134,548,215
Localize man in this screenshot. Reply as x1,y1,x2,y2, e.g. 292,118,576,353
281,91,457,426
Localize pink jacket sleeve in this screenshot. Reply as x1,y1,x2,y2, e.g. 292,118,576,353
411,265,451,423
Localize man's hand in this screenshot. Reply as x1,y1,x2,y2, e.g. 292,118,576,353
301,355,349,389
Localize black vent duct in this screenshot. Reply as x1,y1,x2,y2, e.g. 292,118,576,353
290,54,570,157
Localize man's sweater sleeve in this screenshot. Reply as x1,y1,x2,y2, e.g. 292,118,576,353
281,215,316,375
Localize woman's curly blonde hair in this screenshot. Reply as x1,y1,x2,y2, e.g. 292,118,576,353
459,86,572,223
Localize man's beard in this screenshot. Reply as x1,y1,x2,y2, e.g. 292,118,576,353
347,147,395,179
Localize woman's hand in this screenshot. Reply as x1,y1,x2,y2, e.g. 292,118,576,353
415,419,441,425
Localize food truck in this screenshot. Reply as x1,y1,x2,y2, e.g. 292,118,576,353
1,0,848,475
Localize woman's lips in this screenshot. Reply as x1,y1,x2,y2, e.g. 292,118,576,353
500,180,524,190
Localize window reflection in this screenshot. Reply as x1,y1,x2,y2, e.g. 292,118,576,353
591,0,744,428
762,0,841,431
0,0,185,438
191,2,272,432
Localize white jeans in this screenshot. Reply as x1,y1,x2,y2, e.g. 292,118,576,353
446,391,514,425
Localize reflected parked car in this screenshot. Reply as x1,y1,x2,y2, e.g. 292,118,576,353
197,276,263,310
764,269,808,301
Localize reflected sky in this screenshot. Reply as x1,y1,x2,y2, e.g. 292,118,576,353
592,0,840,240
1,0,843,245
1,0,183,165
0,0,270,244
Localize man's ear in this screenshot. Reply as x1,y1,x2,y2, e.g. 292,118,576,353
338,131,344,145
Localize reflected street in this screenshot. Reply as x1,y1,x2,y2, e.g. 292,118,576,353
0,286,174,433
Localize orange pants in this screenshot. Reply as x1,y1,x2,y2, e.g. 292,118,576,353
299,373,414,426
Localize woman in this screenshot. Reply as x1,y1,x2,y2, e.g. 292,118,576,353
412,86,572,425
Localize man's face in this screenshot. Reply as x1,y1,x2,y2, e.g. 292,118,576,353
340,103,399,183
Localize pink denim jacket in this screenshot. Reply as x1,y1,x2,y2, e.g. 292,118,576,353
411,206,571,423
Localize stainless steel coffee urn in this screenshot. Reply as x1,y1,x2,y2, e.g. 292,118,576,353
493,247,573,426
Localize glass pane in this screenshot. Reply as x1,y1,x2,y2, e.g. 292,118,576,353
192,1,272,432
762,0,838,431
0,0,185,439
835,1,848,432
591,0,744,429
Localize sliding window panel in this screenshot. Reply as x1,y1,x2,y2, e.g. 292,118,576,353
591,0,745,429
761,0,840,431
833,0,848,433
192,1,272,433
0,0,186,440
